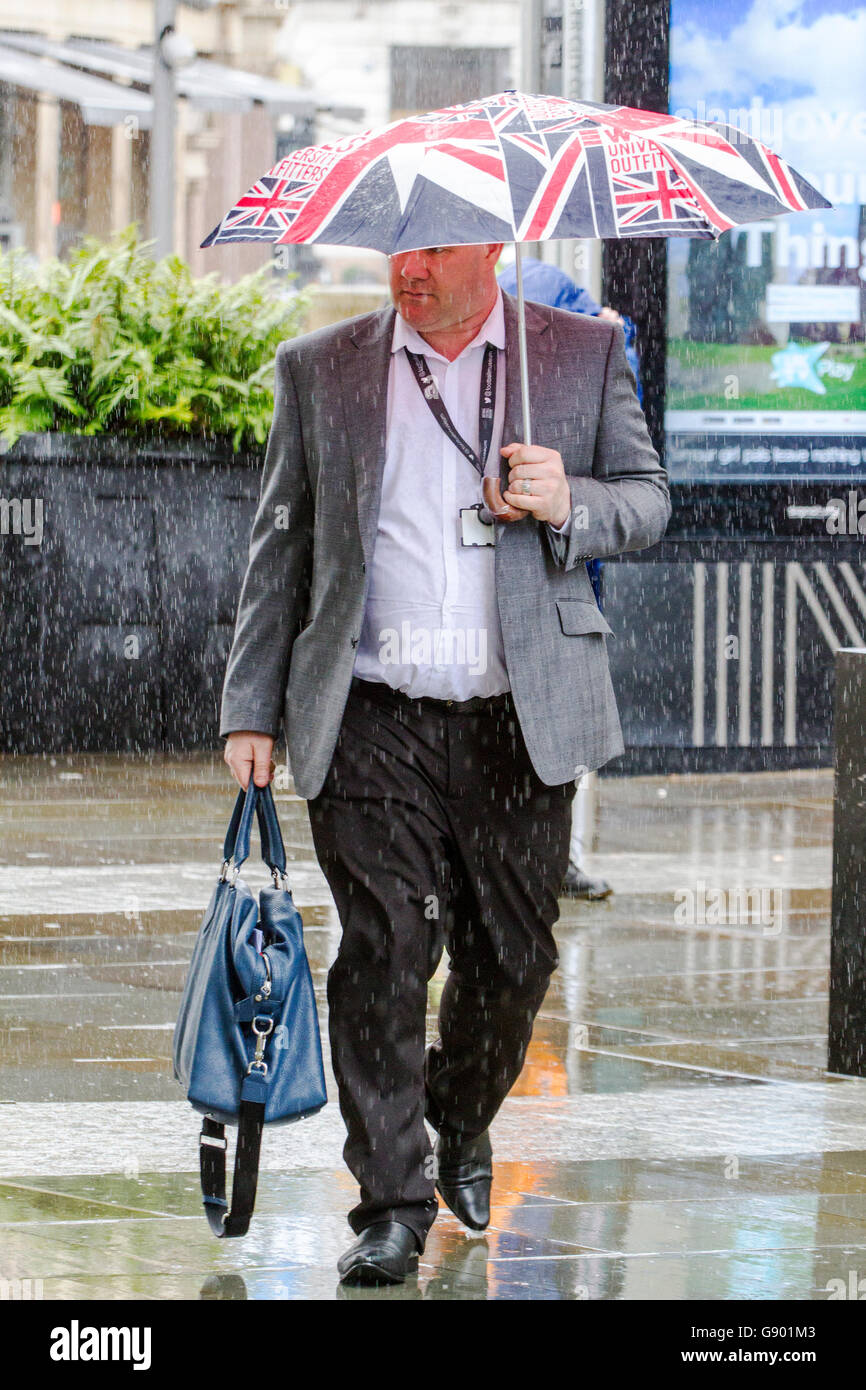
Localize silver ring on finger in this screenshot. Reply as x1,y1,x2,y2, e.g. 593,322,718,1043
522,479,532,495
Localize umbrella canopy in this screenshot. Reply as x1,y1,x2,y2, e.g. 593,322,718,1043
202,90,829,252
202,89,830,496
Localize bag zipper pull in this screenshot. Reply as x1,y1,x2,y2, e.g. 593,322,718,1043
254,951,272,1002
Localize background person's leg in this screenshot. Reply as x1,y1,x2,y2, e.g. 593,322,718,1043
563,770,612,900
569,771,589,864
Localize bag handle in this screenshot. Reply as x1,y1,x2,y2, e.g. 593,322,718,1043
256,782,287,876
221,780,287,881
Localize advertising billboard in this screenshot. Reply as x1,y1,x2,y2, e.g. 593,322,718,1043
666,0,866,481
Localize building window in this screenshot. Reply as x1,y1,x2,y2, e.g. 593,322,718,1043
390,46,510,119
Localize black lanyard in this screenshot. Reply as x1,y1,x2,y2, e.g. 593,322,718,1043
404,341,497,478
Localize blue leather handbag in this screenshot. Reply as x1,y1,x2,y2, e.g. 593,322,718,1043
173,778,327,1237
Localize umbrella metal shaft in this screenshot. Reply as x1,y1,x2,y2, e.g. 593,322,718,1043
514,242,532,446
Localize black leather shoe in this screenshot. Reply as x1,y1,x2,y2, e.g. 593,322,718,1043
337,1222,420,1286
561,863,612,899
435,1130,493,1231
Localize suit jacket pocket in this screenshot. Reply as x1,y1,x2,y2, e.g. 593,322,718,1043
556,598,614,638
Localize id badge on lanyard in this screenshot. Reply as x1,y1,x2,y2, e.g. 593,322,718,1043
460,503,495,547
405,342,498,547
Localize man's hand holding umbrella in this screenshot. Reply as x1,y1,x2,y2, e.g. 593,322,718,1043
500,442,572,527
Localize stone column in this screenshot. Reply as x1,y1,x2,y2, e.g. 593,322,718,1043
34,95,60,261
111,121,133,234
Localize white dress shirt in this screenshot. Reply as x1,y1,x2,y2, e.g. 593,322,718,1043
353,287,569,700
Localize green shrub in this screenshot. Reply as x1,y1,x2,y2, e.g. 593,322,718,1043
0,226,308,450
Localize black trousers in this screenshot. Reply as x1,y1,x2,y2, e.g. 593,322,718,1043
307,677,574,1247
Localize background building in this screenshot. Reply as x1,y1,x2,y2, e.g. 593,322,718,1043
0,0,606,297
0,0,352,281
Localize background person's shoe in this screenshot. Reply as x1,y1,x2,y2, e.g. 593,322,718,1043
561,863,612,899
337,1221,420,1286
435,1130,493,1231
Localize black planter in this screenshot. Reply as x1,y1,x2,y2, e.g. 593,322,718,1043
0,432,263,753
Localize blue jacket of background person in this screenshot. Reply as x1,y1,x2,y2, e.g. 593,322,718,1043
497,257,642,402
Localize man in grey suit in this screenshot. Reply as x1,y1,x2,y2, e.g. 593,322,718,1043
222,241,670,1285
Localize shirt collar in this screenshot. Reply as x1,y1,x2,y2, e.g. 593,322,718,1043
391,285,505,360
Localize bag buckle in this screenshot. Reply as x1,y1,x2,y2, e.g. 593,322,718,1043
219,858,239,886
247,1014,274,1074
271,866,289,890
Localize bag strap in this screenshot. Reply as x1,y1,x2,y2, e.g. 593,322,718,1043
222,781,287,880
199,1102,265,1238
199,1059,272,1238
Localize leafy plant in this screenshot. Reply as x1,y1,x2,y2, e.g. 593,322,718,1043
0,226,308,450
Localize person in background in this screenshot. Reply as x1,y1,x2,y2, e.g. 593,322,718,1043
497,255,640,901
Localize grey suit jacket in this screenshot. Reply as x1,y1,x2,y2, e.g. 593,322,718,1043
220,291,671,800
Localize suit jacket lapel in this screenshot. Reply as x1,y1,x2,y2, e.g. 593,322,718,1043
340,305,395,563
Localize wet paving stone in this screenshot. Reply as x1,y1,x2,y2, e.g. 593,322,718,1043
1,755,865,1298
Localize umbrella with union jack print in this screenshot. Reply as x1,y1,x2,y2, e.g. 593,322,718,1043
202,90,829,441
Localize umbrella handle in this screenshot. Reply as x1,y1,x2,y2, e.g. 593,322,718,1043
482,475,527,523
